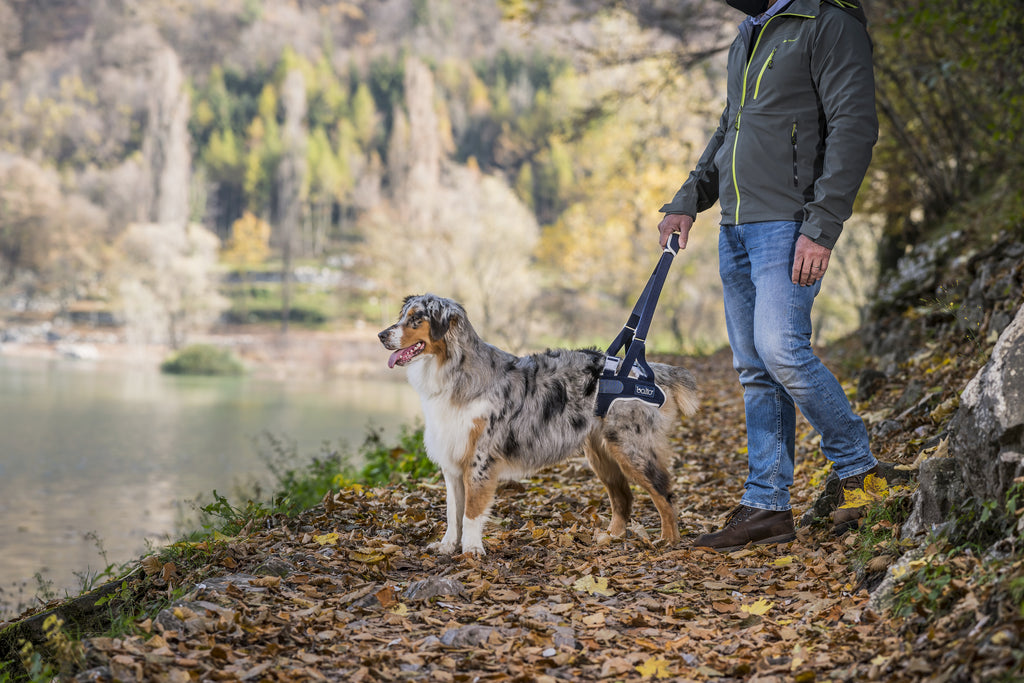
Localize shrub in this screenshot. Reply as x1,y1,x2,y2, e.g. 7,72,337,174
160,344,245,376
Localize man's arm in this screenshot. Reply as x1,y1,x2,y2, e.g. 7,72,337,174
800,7,879,250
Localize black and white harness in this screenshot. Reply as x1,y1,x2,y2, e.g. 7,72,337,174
595,232,681,417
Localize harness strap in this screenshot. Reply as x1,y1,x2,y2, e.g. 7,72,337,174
596,233,680,417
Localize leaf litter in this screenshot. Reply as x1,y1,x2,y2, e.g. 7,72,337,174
25,343,1024,681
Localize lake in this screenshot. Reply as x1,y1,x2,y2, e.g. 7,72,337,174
0,354,421,615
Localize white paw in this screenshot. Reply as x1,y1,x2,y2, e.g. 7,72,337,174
427,538,459,555
461,542,486,557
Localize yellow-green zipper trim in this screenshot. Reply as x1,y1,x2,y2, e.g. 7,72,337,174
729,13,814,224
752,46,778,100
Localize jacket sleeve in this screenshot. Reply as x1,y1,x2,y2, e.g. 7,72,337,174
800,5,879,249
659,105,730,217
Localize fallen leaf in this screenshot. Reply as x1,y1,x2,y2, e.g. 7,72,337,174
350,550,387,564
250,576,281,588
375,585,398,608
741,598,774,616
572,575,615,597
313,532,339,546
635,656,672,679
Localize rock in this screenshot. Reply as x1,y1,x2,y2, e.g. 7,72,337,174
254,555,294,577
868,545,930,614
857,368,887,400
901,456,965,539
154,601,211,637
403,576,467,601
439,624,496,647
947,304,1024,506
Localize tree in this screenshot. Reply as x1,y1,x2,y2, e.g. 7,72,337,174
222,211,271,320
865,0,1024,272
115,223,226,348
363,163,541,350
277,68,308,334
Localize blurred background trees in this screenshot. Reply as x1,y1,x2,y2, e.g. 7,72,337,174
0,0,1019,351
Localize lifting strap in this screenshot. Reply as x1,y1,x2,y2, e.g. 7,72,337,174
595,232,681,417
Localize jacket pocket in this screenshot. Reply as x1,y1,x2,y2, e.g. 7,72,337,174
790,120,799,188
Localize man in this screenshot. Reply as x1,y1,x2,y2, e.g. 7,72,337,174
658,0,883,551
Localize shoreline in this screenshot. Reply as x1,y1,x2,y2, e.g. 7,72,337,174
0,323,401,382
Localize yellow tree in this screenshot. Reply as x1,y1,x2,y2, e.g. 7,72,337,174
222,211,271,321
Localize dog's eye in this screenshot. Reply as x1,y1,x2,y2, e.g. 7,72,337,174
408,311,424,327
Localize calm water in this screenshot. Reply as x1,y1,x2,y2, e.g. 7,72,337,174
0,354,421,610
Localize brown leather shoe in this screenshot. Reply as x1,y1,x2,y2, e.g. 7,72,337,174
833,465,887,535
692,505,796,552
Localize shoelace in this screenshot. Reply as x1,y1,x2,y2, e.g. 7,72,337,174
722,504,755,528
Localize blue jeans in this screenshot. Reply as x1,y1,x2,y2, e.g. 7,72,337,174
719,221,876,511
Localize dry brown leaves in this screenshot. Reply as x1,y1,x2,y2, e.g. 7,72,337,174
75,345,1015,682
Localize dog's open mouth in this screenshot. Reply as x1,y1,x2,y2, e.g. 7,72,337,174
388,341,426,368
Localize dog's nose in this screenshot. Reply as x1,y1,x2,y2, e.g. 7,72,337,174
377,329,388,343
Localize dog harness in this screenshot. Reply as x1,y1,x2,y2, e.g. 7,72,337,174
595,232,681,417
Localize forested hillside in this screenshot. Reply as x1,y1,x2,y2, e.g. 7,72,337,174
0,0,1021,352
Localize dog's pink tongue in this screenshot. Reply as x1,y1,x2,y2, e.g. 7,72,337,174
387,349,403,369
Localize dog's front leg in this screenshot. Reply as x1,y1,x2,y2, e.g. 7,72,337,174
461,470,498,556
428,469,465,554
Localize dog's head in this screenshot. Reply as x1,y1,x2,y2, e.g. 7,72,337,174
377,294,466,368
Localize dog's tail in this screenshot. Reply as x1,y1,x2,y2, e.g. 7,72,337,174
653,364,700,419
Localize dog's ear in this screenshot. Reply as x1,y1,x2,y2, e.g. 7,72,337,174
429,306,456,341
424,297,462,341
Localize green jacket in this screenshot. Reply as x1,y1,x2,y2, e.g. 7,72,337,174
660,0,878,249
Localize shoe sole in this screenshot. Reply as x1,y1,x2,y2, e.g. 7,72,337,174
693,532,797,553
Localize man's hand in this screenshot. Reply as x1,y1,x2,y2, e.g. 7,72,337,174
658,214,694,249
792,234,831,286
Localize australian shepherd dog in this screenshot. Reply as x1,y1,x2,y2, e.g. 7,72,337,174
378,294,699,556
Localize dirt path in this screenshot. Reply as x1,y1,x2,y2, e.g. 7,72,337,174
10,344,1020,682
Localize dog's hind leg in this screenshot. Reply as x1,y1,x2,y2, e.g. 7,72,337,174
607,442,680,545
601,409,680,545
429,469,466,554
584,435,633,538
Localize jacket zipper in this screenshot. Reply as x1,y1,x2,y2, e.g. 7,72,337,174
730,13,814,224
791,120,799,187
753,46,778,100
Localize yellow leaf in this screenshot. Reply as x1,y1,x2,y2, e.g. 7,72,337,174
773,555,796,567
389,602,409,616
740,598,775,616
313,532,339,546
891,558,929,580
838,487,875,509
864,473,889,495
350,550,387,564
572,575,615,597
809,462,833,487
635,657,672,679
838,472,891,510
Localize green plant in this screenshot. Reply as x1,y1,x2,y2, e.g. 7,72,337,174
195,490,273,537
259,433,354,516
355,424,435,487
160,344,245,376
72,532,125,594
853,491,914,570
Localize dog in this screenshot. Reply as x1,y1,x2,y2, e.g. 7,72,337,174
378,294,699,556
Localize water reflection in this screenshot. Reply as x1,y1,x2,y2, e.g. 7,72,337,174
0,355,420,609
